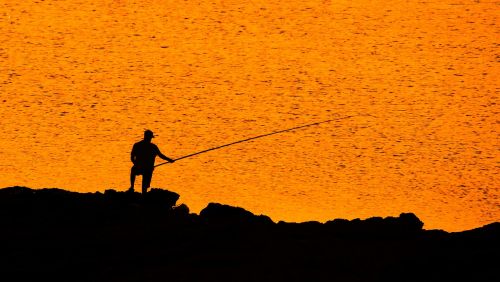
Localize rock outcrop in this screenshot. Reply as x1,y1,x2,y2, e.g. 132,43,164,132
0,186,498,282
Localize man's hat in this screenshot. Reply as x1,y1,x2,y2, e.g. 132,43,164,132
144,129,155,138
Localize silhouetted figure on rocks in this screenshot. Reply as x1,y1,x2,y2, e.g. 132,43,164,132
129,130,175,194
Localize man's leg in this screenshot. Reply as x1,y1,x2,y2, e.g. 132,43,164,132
142,170,153,194
129,167,136,192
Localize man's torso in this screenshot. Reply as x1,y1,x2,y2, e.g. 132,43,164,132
132,140,159,169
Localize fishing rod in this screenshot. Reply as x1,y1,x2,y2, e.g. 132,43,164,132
154,115,355,168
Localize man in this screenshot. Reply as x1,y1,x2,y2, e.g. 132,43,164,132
129,130,175,194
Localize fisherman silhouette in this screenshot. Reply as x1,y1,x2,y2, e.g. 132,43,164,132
128,130,175,194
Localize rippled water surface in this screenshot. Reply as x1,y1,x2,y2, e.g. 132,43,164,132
1,0,498,231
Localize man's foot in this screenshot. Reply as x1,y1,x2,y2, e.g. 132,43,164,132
127,187,134,193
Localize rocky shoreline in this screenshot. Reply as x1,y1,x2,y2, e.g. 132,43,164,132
1,187,498,282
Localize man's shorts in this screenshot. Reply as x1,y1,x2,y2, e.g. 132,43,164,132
131,165,154,190
131,165,153,175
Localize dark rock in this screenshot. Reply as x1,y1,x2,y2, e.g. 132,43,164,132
200,202,274,226
0,186,34,197
0,186,498,282
398,212,425,231
452,222,500,240
144,188,179,208
324,213,424,238
172,203,190,216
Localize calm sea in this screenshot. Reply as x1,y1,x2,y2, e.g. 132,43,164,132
1,0,498,231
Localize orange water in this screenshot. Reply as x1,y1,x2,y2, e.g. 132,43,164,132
1,0,498,231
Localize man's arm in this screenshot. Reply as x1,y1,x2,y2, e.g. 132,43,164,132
131,144,137,164
156,146,175,163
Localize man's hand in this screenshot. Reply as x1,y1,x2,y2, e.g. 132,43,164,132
158,152,175,163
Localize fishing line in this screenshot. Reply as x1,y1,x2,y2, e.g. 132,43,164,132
155,115,359,168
